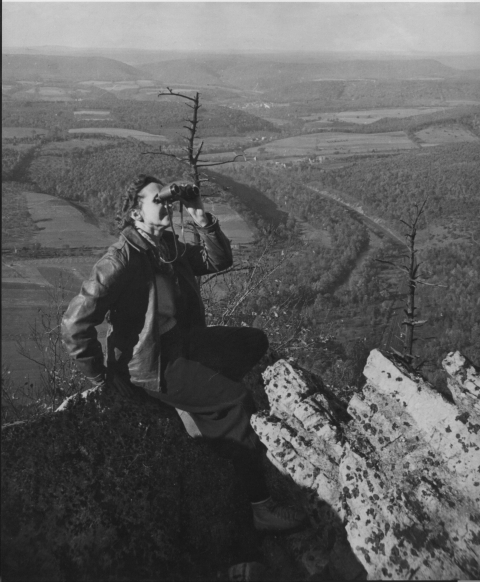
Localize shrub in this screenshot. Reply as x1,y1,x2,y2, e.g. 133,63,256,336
1,388,260,581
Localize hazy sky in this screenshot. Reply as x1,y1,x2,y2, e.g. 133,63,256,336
3,2,480,54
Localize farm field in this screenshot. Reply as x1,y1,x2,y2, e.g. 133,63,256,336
2,269,107,388
244,131,417,158
2,127,48,139
77,80,155,92
23,86,71,97
201,136,261,148
68,127,168,142
415,124,479,145
327,106,450,124
23,191,117,249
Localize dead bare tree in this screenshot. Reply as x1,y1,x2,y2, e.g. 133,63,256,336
376,198,446,367
142,87,247,251
143,88,245,187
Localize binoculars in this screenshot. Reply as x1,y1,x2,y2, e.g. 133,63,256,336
158,182,200,203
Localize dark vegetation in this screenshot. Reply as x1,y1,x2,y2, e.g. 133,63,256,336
1,388,263,581
1,182,39,246
307,142,480,223
305,143,480,376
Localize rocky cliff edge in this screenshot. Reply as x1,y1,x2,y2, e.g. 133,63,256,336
252,349,480,580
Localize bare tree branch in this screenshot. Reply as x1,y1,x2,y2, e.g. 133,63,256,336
158,87,197,103
415,279,448,288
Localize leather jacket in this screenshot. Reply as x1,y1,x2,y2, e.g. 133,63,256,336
61,215,233,392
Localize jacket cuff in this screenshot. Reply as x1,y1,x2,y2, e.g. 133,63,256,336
194,213,219,233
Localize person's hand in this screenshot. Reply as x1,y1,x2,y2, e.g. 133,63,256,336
178,184,210,227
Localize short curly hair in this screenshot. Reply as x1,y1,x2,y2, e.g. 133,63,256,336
115,174,163,231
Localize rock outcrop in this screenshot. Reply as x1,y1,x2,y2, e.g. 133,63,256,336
251,349,480,580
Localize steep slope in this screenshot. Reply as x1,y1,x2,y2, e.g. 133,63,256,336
2,54,146,82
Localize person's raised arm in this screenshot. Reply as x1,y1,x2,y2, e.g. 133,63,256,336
179,189,233,275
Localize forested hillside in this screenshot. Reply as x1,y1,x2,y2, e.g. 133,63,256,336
139,58,465,90
263,79,480,106
329,106,480,137
214,143,480,379
2,100,278,138
2,54,144,82
28,142,184,220
307,142,480,225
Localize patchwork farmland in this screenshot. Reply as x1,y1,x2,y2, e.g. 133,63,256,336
245,131,417,158
415,123,479,145
325,106,451,124
68,127,168,142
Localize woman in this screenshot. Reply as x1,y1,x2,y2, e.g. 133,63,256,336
62,174,306,532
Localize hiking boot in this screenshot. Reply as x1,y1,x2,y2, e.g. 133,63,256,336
251,497,308,532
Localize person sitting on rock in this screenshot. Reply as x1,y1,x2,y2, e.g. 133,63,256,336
61,173,307,532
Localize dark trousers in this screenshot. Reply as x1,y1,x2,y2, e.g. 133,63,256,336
147,325,270,502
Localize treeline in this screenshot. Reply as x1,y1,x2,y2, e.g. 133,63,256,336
417,242,480,371
296,143,480,370
28,142,186,222
2,147,30,180
303,142,480,227
329,106,480,137
263,79,480,108
2,99,278,138
214,164,370,292
215,149,480,379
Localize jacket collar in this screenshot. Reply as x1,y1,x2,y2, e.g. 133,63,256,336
120,226,176,254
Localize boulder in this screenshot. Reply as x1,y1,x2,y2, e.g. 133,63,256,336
252,350,480,580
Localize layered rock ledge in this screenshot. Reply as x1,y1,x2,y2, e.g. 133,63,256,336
251,349,480,580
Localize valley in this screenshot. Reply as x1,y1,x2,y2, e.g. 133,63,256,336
2,47,480,398
2,0,480,574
